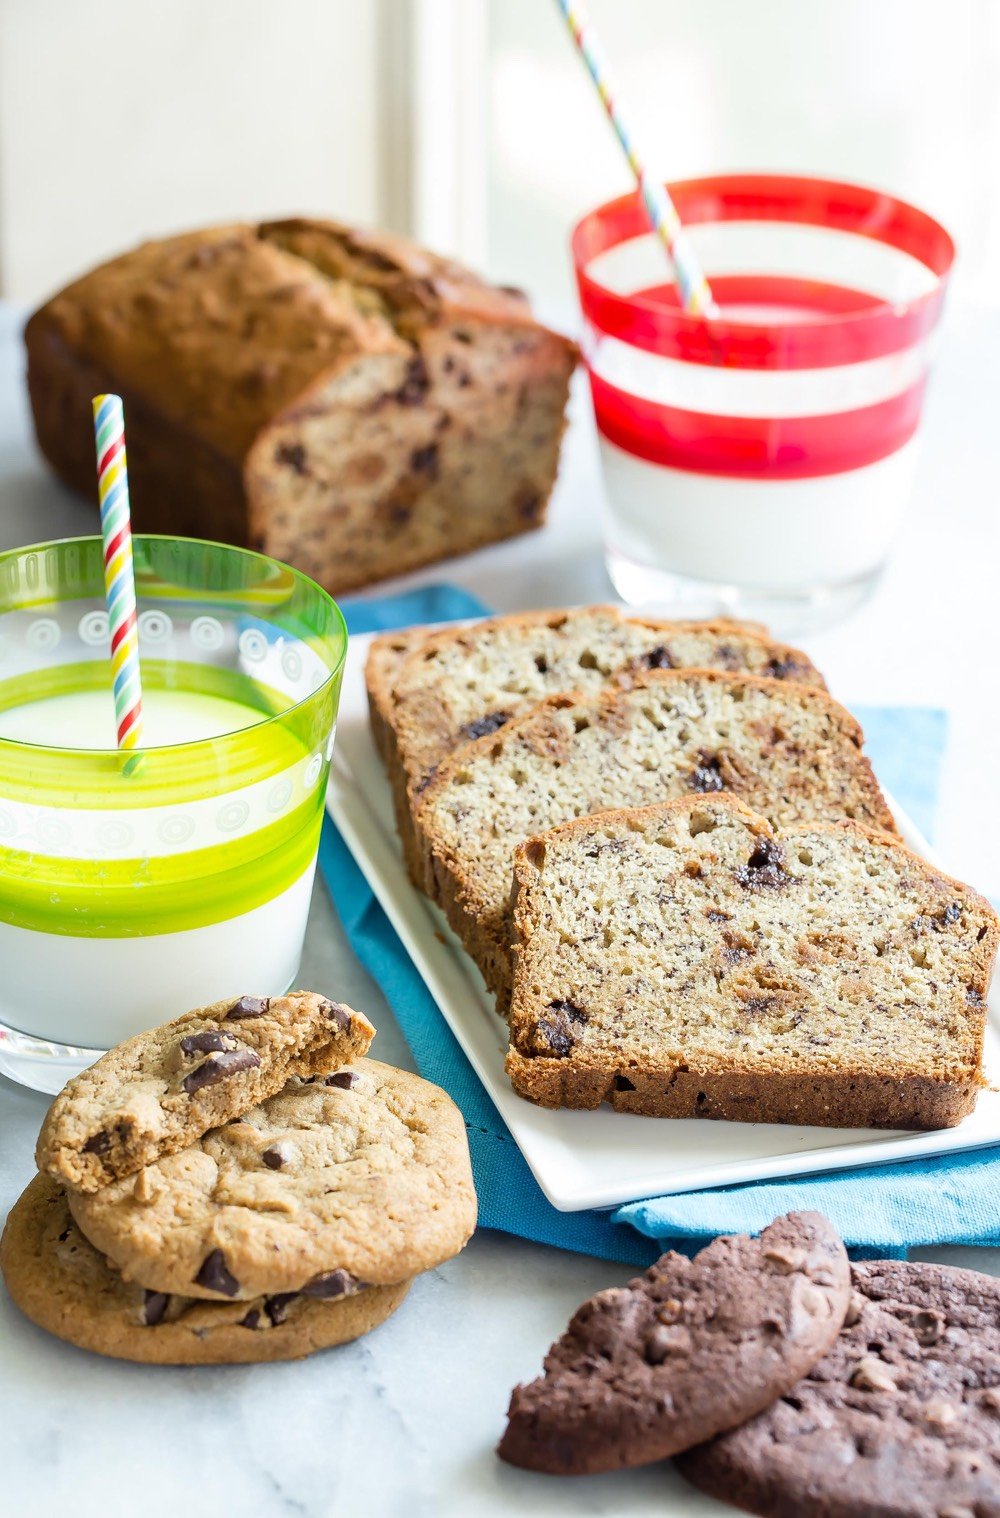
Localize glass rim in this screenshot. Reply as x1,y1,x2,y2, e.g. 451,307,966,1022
571,172,956,368
0,533,349,759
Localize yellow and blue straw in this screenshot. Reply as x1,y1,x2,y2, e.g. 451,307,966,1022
554,0,719,317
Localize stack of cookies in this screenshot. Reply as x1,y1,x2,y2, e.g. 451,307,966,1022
499,1209,1000,1516
1,991,477,1364
368,608,999,1130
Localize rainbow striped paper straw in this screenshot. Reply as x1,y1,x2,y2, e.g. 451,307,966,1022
92,394,144,754
554,0,719,318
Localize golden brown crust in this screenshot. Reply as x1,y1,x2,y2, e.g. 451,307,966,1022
504,796,998,1129
25,312,251,546
504,1054,980,1129
364,632,434,882
27,226,402,459
259,217,538,334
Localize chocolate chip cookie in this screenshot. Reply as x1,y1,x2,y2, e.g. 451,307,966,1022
67,1058,477,1300
37,992,375,1192
498,1211,850,1474
1,1175,408,1365
677,1258,1000,1518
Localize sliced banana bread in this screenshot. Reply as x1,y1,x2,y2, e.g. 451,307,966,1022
506,796,998,1128
415,670,896,1005
366,608,825,878
368,607,825,793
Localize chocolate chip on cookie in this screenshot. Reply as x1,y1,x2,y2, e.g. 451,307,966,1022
226,995,271,1021
677,1258,1000,1518
301,1269,360,1299
180,1048,261,1094
261,1141,295,1170
320,1000,352,1030
179,1030,239,1055
141,1290,170,1326
264,1293,296,1326
193,1249,241,1297
498,1211,850,1475
36,991,375,1192
324,1071,359,1089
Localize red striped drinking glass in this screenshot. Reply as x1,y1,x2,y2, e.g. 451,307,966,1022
572,174,955,629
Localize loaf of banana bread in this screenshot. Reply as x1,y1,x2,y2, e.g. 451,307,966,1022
25,220,578,594
506,795,998,1128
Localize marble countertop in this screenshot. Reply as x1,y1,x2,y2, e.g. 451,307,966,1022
1,300,998,1517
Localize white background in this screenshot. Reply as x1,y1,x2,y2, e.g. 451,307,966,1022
2,0,999,312
486,0,1000,308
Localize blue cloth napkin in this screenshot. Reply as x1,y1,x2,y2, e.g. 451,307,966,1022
322,585,995,1266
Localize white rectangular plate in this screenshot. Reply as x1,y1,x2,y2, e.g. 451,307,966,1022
327,630,1000,1212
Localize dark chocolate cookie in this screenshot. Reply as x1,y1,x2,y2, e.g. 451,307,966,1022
678,1258,1000,1518
498,1210,850,1474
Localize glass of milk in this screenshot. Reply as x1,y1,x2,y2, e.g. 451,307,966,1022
572,174,955,632
0,535,347,1091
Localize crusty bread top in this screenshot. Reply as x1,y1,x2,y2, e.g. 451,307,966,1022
260,218,539,339
507,794,998,1089
368,608,826,793
25,219,572,461
415,669,896,946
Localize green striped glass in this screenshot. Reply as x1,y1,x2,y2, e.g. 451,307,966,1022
0,536,347,1089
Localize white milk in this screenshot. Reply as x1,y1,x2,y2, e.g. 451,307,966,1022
600,435,920,591
0,688,320,1052
0,864,317,1049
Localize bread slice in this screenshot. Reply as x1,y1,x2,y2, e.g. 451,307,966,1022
414,670,897,1005
366,608,825,879
506,796,998,1128
369,607,825,792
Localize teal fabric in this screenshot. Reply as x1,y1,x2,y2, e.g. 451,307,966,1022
618,1148,1000,1262
322,585,991,1266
